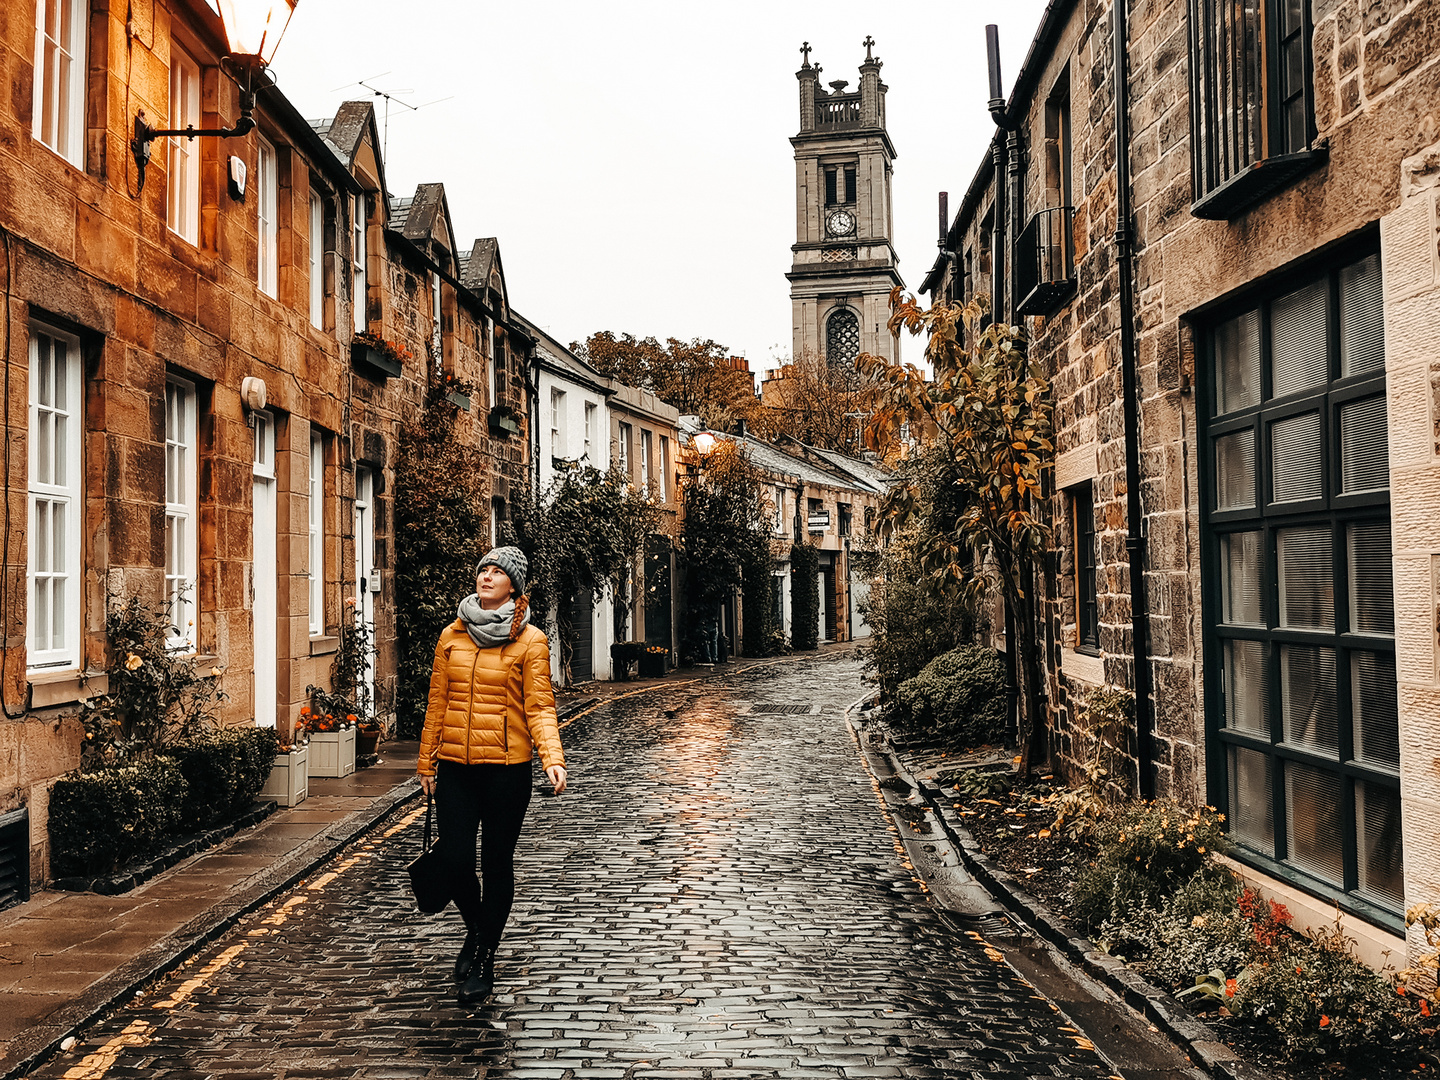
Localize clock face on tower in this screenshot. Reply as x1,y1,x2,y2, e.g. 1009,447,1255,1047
826,209,856,237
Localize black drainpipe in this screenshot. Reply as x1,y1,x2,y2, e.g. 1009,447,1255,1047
1112,0,1157,799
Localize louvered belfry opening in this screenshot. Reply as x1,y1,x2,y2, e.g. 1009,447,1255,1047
0,808,30,911
1203,245,1400,925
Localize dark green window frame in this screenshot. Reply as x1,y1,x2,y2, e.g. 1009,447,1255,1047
1199,239,1402,932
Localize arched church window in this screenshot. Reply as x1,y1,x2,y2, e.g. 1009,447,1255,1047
826,307,861,367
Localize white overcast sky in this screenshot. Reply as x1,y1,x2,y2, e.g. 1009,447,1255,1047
265,1,1051,374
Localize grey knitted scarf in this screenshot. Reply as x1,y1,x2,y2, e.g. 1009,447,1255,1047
457,594,527,648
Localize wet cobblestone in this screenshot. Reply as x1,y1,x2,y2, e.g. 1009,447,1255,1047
36,652,1121,1078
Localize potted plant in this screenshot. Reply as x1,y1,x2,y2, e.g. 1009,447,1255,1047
610,640,644,682
351,331,411,380
356,718,382,759
638,645,669,679
261,732,309,807
299,706,356,778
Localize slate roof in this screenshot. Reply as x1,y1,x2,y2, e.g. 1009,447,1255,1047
463,239,497,291
388,196,414,233
802,445,892,492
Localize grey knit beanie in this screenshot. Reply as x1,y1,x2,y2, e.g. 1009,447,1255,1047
476,546,527,597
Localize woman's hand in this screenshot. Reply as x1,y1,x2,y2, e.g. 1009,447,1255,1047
418,773,436,797
545,765,567,795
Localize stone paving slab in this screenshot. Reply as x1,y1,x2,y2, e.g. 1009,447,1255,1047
20,652,1136,1080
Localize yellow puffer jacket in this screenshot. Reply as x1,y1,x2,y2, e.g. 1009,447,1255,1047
417,620,565,776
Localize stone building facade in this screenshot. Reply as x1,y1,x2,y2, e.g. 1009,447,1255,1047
1,0,533,885
923,0,1440,964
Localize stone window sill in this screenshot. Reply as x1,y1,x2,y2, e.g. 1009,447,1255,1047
310,635,340,656
1060,648,1105,687
28,668,108,709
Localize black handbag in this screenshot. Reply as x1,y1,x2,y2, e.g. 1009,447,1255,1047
407,793,452,914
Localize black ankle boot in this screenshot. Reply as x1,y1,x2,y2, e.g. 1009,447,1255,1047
457,947,495,1005
453,928,481,983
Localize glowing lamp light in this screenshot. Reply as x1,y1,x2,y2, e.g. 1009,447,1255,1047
693,432,717,455
216,0,298,65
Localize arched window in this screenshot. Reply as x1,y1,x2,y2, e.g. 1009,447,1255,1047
826,307,860,367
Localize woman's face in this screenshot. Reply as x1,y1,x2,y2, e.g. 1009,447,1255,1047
476,565,514,609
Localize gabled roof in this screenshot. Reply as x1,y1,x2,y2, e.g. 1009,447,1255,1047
462,238,498,292
322,101,389,199
387,183,458,275
796,443,892,492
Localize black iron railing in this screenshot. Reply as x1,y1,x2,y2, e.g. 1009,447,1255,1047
1015,206,1075,317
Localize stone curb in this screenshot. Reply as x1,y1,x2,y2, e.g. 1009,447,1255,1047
848,702,1269,1080
0,778,424,1080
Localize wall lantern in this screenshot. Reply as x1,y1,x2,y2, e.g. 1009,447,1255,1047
131,0,298,192
692,432,717,455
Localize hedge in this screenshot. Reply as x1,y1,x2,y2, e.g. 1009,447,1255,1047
49,726,279,877
789,544,820,651
892,645,1007,745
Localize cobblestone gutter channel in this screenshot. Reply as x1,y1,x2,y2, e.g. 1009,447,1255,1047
847,697,1269,1080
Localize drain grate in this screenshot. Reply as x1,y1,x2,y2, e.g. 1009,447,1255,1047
748,703,816,715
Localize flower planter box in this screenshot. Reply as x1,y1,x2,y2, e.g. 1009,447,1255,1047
445,390,472,412
308,727,356,778
638,650,669,679
352,341,403,380
260,746,309,807
487,408,521,437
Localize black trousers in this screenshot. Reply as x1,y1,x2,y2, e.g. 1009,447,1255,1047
434,760,533,949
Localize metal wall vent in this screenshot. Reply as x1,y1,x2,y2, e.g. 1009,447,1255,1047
0,807,30,911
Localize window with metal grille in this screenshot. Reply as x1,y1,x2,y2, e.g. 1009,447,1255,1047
0,808,29,912
1188,0,1323,219
1202,245,1399,927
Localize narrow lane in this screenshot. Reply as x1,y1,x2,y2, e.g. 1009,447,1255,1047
37,651,1122,1079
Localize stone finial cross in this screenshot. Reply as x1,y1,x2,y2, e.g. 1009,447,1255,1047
863,35,876,61
800,41,813,67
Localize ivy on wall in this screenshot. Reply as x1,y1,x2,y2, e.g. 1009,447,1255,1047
789,542,821,652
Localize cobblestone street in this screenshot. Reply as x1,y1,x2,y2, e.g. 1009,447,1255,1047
36,652,1125,1079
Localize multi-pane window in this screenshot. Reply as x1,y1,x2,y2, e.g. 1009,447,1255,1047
308,431,324,636
352,193,367,331
165,377,198,650
617,422,632,477
658,435,670,501
550,389,565,457
28,324,83,669
640,430,652,492
1188,0,1318,218
583,402,596,459
1071,483,1099,653
1204,248,1399,919
430,272,442,364
32,0,86,165
309,192,324,329
256,136,278,297
167,47,200,244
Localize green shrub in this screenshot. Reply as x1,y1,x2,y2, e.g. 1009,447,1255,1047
1233,919,1418,1065
170,727,278,827
49,759,188,877
891,645,1006,745
789,543,820,651
861,542,977,698
1101,865,1252,985
1071,801,1226,930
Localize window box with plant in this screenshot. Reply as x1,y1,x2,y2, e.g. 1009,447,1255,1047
297,707,356,778
351,332,410,380
488,404,522,437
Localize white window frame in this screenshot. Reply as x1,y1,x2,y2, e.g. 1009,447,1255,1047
550,388,565,457
352,193,367,331
659,435,670,501
430,272,442,362
256,135,278,297
27,323,83,669
308,431,324,636
487,319,499,407
32,0,86,166
583,402,595,460
640,429,652,491
618,422,632,478
166,47,200,244
164,376,199,651
308,192,324,329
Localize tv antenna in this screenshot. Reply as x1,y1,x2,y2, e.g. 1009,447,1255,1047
331,72,454,159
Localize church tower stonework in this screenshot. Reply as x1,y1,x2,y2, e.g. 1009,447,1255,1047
787,38,902,370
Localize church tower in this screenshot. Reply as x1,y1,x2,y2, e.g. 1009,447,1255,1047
787,37,901,370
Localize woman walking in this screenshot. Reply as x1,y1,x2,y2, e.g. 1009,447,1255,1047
417,546,567,1005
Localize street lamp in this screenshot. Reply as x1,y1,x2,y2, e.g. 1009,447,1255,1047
692,432,717,455
132,0,298,192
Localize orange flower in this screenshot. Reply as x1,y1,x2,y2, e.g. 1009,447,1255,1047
347,714,357,723
1225,979,1236,997
1319,1015,1330,1028
1421,999,1432,1018
1296,966,1303,975
1399,986,1407,996
300,706,311,716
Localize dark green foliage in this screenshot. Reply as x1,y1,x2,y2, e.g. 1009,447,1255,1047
861,542,977,700
80,591,227,769
1071,802,1227,930
740,550,784,657
892,645,1006,745
394,399,489,738
169,727,278,828
679,441,777,652
789,543,820,651
49,759,188,877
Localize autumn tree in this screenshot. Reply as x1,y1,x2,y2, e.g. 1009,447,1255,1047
857,294,1054,772
574,332,761,430
753,347,880,456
